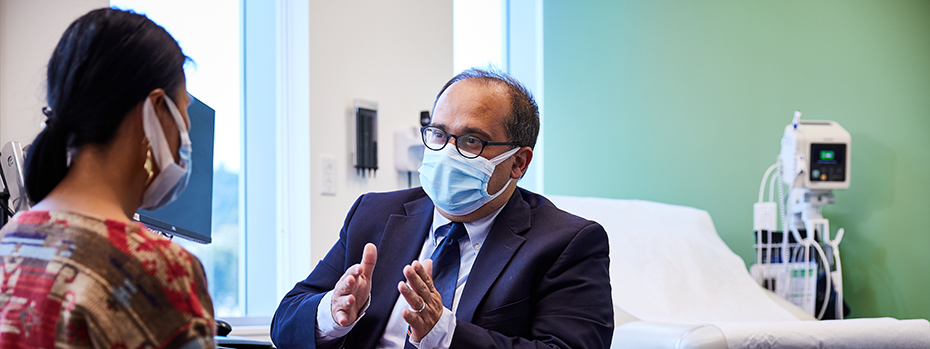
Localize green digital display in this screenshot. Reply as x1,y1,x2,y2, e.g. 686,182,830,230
810,144,845,182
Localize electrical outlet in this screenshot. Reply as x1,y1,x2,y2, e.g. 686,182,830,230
321,155,336,196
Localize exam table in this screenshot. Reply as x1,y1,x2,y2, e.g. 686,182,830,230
548,196,930,349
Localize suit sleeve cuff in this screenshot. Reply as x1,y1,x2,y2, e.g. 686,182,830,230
411,307,456,349
316,291,370,341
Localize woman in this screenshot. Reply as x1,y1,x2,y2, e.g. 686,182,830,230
0,8,214,348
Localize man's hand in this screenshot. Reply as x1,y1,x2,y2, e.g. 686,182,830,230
331,243,377,326
397,260,444,342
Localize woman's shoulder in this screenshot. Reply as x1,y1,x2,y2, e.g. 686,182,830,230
113,217,213,320
88,212,209,289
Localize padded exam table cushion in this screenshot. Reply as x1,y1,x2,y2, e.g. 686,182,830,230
547,196,930,349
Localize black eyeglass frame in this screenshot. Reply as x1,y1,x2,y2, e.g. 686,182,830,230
420,126,520,159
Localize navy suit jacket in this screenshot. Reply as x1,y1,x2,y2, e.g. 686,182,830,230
271,187,613,348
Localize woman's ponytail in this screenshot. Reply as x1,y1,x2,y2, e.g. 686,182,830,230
24,118,71,202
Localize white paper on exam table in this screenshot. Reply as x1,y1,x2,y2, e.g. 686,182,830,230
719,317,930,348
547,196,799,324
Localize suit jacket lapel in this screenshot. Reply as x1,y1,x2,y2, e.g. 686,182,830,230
353,195,434,347
455,190,530,323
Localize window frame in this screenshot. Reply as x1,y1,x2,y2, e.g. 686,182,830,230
236,0,311,322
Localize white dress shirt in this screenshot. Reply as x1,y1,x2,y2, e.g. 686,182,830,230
315,204,505,349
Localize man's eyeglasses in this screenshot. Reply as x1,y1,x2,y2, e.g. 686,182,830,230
421,126,519,159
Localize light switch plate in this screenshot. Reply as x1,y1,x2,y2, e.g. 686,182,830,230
321,155,336,196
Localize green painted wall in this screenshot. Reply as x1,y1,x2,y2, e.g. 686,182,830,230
542,0,930,319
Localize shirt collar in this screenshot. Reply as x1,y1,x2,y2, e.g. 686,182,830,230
430,203,507,247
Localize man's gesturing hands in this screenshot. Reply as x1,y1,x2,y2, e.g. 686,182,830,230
330,243,446,342
398,260,445,342
331,243,377,326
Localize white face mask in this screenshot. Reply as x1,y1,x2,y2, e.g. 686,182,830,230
139,95,192,210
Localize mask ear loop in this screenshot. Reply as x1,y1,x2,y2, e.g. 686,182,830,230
488,147,521,165
485,147,521,196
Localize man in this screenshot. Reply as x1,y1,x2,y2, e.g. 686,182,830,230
271,68,613,348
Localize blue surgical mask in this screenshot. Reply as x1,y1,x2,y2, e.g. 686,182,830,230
418,145,519,216
140,95,192,210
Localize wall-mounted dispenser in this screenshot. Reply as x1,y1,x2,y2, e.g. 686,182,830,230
394,127,423,173
351,99,378,177
394,111,430,187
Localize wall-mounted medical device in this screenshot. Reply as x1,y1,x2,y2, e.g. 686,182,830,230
351,99,378,176
0,141,30,227
394,111,430,187
751,111,851,321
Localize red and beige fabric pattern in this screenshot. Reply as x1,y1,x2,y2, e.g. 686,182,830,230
0,210,214,349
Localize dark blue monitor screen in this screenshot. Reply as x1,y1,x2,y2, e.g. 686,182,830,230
134,95,214,244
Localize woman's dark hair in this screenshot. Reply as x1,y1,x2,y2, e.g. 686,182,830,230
25,8,187,202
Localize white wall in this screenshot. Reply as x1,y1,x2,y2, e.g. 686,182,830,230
307,0,453,262
0,0,108,145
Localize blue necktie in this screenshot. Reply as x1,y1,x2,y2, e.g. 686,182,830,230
404,223,468,349
431,222,468,309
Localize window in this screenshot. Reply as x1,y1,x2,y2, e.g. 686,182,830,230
454,0,544,193
110,0,311,321
110,0,243,316
453,0,506,73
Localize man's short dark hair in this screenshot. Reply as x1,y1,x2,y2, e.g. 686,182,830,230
433,67,540,150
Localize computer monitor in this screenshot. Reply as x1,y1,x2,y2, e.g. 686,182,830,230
134,95,215,244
